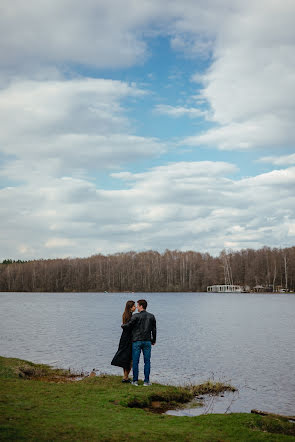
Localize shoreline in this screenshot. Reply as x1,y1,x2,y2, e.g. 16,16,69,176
1,356,294,441
1,290,294,294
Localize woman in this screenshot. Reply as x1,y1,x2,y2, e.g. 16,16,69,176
111,300,136,382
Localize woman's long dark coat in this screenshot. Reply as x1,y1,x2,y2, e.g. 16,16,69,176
111,327,132,369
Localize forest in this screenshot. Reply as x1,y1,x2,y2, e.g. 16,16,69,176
0,246,294,293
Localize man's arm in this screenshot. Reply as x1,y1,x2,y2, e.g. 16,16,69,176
121,314,137,330
151,315,156,345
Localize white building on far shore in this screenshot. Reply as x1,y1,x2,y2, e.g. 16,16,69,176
207,284,243,293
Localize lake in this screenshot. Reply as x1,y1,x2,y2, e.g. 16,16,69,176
1,291,294,415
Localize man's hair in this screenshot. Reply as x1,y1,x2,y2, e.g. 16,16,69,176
137,299,147,310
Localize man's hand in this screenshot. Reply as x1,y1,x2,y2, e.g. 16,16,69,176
152,342,156,346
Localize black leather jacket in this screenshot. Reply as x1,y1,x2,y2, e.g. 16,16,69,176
122,310,156,344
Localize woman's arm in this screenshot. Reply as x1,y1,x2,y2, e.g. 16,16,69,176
121,314,137,330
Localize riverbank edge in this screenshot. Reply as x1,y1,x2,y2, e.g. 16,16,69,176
1,290,293,293
1,356,294,441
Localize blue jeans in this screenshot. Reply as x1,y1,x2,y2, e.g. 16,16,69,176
132,341,152,383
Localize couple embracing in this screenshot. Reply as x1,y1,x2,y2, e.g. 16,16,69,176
111,299,157,386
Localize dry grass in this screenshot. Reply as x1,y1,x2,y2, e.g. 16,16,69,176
188,380,237,396
17,363,82,382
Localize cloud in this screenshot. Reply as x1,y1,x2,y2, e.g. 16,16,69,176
45,238,76,248
183,116,295,150
154,104,206,118
0,77,143,142
1,161,294,259
258,153,295,166
288,224,295,236
1,0,295,260
3,1,295,154
184,1,295,150
0,77,165,179
0,0,223,74
0,0,152,70
170,34,214,58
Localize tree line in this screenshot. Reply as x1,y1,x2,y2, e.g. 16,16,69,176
0,246,294,292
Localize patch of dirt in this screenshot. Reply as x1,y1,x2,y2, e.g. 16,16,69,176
17,365,83,383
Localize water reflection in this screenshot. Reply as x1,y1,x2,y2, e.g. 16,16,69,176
166,391,240,416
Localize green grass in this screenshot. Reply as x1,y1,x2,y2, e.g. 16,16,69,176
0,356,294,441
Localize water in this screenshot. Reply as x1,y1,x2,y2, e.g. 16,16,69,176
1,291,294,415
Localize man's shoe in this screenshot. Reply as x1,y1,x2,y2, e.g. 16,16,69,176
122,379,131,383
131,381,138,386
143,382,152,386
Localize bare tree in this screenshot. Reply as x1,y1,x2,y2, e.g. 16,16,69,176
1,246,295,292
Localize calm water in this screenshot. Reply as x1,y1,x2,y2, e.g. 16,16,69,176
1,292,294,415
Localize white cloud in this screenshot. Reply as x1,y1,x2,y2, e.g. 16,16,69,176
1,161,294,259
0,77,143,143
45,238,76,248
184,1,295,150
183,116,295,150
154,104,206,118
1,0,295,260
0,78,165,179
170,34,214,58
0,0,152,70
2,0,295,154
0,0,223,74
258,153,295,166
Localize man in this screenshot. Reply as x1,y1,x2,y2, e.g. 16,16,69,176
121,299,156,386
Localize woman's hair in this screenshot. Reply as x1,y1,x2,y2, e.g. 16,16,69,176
122,300,135,324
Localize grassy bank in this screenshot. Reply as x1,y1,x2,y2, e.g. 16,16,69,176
0,356,294,441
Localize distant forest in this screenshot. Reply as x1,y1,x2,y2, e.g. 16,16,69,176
0,246,294,292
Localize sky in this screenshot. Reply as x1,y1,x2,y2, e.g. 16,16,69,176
1,0,295,260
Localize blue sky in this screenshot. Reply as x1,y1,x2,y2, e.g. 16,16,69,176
0,0,295,259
